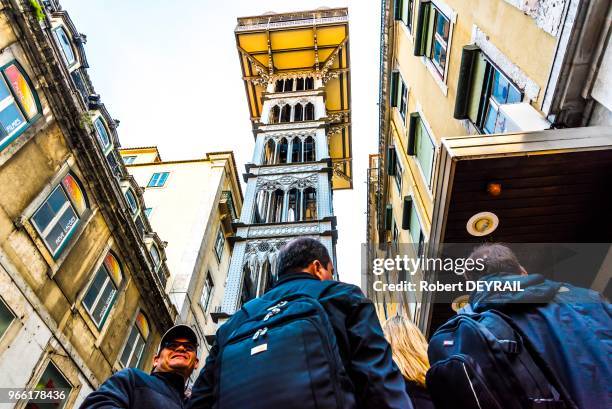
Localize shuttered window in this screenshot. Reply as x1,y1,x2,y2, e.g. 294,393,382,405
407,113,436,187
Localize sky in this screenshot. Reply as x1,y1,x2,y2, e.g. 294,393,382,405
61,0,382,287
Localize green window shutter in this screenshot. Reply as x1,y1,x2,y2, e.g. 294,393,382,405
387,146,397,175
468,53,487,124
413,2,431,56
385,204,393,231
401,196,413,230
390,71,400,107
454,45,481,119
424,6,436,58
407,113,419,155
394,0,404,20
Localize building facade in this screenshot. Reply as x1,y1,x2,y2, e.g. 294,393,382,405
119,147,243,361
369,0,612,330
217,8,352,317
0,1,176,407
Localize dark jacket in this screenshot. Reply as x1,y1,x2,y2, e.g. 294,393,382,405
469,274,612,409
186,273,412,409
79,368,187,409
405,381,434,409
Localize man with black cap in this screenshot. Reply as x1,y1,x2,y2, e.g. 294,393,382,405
80,324,199,409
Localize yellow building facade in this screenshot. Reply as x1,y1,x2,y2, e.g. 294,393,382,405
370,0,612,328
119,147,243,365
0,1,176,406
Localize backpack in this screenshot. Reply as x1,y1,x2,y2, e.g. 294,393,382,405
215,281,352,409
426,310,577,409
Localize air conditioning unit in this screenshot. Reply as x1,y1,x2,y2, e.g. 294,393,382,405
498,102,551,133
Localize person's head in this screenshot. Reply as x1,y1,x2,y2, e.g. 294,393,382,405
153,325,199,380
383,315,430,386
466,243,527,280
277,237,334,280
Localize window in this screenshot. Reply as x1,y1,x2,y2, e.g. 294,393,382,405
214,228,225,262
150,245,161,270
394,152,402,193
31,173,88,258
144,207,153,217
392,219,399,252
390,71,408,122
82,252,122,329
106,151,122,178
200,273,214,313
453,47,523,134
414,2,452,80
148,172,169,187
25,362,72,409
304,103,315,120
119,312,149,368
124,189,138,215
280,105,291,122
401,196,425,257
0,61,40,151
54,26,76,67
303,136,315,162
0,298,15,340
70,70,89,102
123,156,136,165
93,118,111,152
134,215,145,237
304,187,317,221
408,114,436,187
394,0,415,31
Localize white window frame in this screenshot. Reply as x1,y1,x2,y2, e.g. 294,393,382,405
200,273,214,313
53,26,77,68
147,172,169,188
413,105,438,194
119,314,147,369
214,228,225,262
82,259,119,329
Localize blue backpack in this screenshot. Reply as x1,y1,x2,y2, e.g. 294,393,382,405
426,310,576,409
215,281,354,409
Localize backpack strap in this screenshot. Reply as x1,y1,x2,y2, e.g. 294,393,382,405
488,310,578,409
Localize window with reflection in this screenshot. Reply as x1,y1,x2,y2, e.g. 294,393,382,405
291,137,302,162
304,136,315,162
82,252,122,329
277,138,288,164
294,103,303,121
305,103,315,120
280,105,291,123
54,26,76,67
304,187,317,221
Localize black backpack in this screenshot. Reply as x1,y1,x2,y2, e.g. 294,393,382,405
215,281,354,409
426,310,577,409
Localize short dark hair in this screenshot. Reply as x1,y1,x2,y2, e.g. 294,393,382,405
277,237,332,276
466,243,522,280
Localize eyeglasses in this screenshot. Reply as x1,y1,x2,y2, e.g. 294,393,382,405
163,341,197,352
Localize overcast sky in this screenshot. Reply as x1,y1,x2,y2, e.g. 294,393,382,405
61,0,381,287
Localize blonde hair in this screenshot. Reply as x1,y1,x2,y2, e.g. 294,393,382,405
383,315,430,386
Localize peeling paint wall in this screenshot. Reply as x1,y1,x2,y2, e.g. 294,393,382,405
504,0,566,36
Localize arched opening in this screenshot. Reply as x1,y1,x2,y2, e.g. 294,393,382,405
296,77,305,91
291,137,303,163
254,189,268,223
263,139,275,165
241,264,256,303
305,77,314,90
275,80,284,92
283,78,294,92
269,105,280,124
277,138,288,164
303,187,317,221
268,189,284,223
305,103,315,120
293,103,304,122
304,136,316,162
257,259,274,296
286,188,302,222
280,105,291,123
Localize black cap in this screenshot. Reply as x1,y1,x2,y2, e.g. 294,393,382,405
158,324,198,352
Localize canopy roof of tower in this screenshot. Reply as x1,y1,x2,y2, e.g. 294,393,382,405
235,8,352,190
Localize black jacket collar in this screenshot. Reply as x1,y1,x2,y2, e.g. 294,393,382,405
273,272,319,288
152,371,186,399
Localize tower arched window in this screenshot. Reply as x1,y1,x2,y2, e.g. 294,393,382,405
304,136,316,162
254,190,268,223
269,106,280,124
287,188,301,222
275,80,284,92
304,187,317,221
296,78,305,91
277,138,288,164
294,103,304,122
305,103,315,120
283,78,294,92
263,139,275,165
280,105,291,123
305,77,314,90
268,189,284,223
291,137,303,163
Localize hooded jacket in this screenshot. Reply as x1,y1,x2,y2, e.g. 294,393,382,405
186,273,412,409
79,368,187,409
469,274,612,409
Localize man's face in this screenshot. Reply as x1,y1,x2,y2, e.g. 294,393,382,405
308,260,334,281
153,337,199,379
